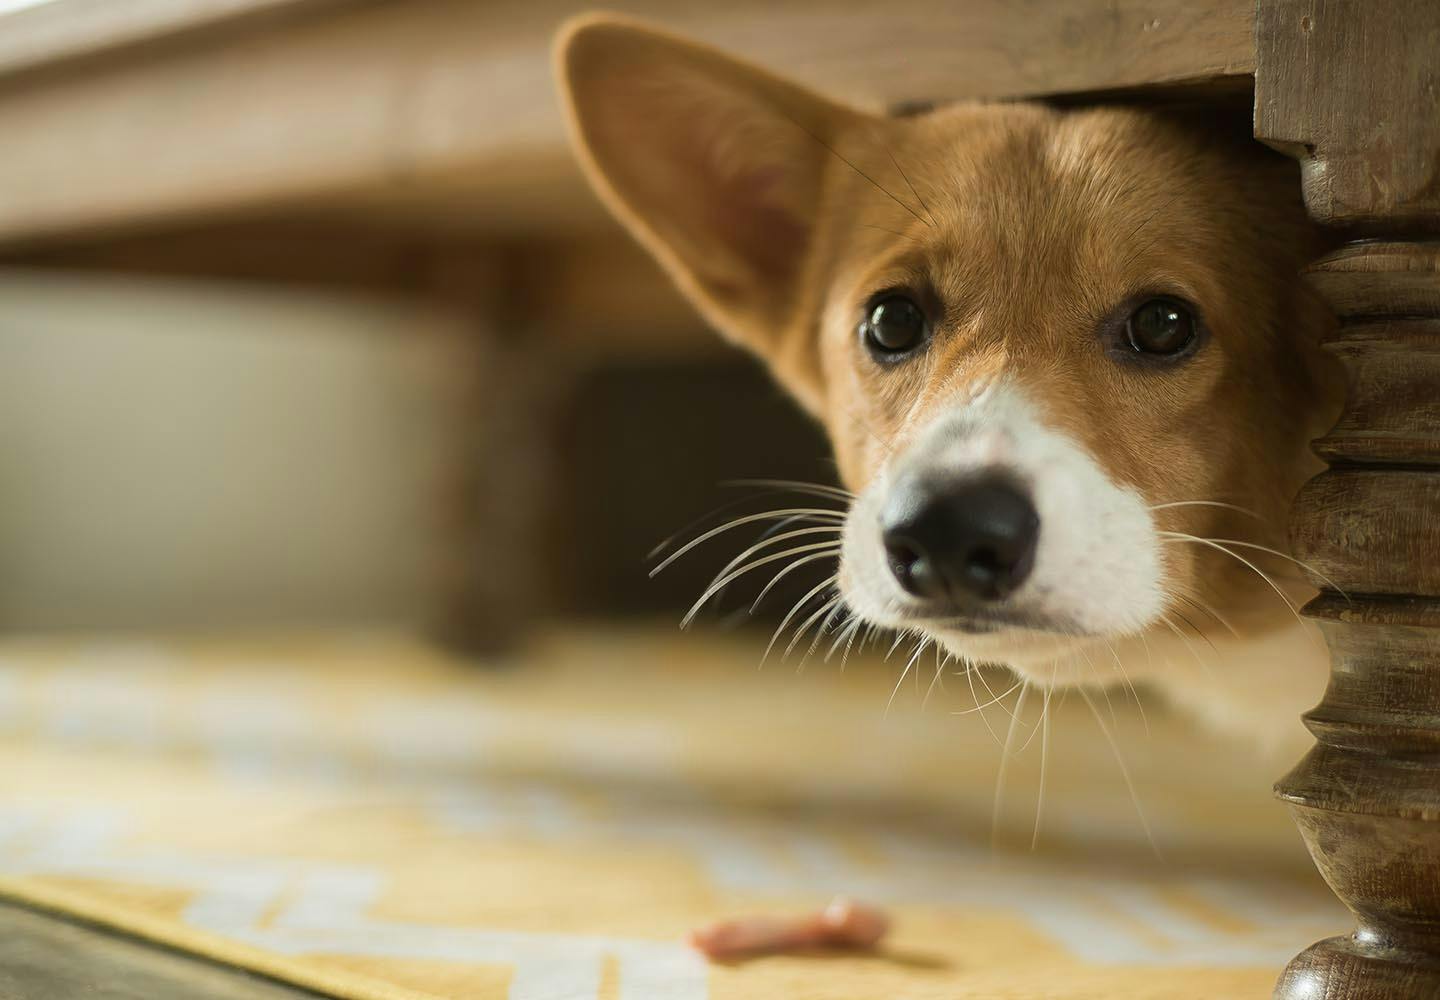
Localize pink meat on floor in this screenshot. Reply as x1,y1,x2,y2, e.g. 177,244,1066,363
687,898,889,960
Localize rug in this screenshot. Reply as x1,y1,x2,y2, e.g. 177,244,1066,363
0,628,1342,999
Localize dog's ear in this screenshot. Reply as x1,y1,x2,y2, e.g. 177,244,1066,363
555,16,859,413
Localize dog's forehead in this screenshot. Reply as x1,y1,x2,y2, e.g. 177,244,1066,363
904,104,1187,192
886,107,1199,247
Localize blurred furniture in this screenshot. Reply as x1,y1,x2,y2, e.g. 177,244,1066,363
0,1,1436,996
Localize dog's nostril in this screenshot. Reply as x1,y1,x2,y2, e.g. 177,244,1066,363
881,476,1039,605
964,545,1004,582
884,538,947,602
958,542,1024,601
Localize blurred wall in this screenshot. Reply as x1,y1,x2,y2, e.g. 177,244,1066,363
0,271,470,633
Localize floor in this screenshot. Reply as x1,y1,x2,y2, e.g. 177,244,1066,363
0,899,321,999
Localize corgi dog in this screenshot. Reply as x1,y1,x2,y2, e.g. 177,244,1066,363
554,16,1343,756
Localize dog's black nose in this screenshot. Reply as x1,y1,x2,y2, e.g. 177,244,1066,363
882,476,1039,604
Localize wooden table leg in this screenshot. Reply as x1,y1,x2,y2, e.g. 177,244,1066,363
425,250,568,655
1254,2,1440,996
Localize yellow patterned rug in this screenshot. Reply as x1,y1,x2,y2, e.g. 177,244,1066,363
0,629,1341,999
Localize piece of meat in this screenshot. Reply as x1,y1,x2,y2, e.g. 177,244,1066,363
687,898,889,960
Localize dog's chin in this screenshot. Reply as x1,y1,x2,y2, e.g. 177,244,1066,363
927,622,1096,678
927,628,1082,674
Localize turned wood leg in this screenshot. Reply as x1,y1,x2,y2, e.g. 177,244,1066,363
1254,2,1440,996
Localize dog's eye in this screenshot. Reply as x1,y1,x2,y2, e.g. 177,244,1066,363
861,294,928,358
1125,297,1196,356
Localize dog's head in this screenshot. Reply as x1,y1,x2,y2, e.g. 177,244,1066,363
556,17,1341,687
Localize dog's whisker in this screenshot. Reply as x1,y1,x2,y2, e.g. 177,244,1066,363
1157,610,1215,681
1072,643,1100,694
682,542,840,627
750,547,842,612
885,148,938,229
1078,686,1161,860
650,510,843,575
800,597,850,667
1137,627,1155,677
829,610,858,665
1198,537,1350,601
965,660,1009,749
699,526,843,599
778,108,934,230
972,664,1021,724
952,679,1021,716
649,492,846,561
1090,648,1120,728
1156,532,1309,626
787,593,846,667
1015,684,1051,754
885,637,930,716
1167,606,1218,654
1169,544,1324,662
1092,637,1146,730
1031,674,1054,850
722,478,855,502
1110,647,1150,737
763,574,838,664
707,523,841,587
883,630,910,662
825,613,864,664
1149,499,1265,522
991,680,1029,848
1118,191,1189,268
1169,589,1242,640
921,645,947,709
838,616,869,670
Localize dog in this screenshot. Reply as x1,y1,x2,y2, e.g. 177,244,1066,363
554,15,1343,952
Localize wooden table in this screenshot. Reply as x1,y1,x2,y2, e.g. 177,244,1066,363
1,2,1436,996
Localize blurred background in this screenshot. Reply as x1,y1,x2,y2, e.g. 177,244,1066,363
0,262,831,640
0,0,848,644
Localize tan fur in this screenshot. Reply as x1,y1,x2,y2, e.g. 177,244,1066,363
557,15,1345,750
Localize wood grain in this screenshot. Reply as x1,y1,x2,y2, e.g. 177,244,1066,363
1301,595,1440,757
1293,471,1440,593
0,898,322,1000
1255,0,1440,231
1306,243,1440,318
1257,4,1440,996
1310,321,1440,465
